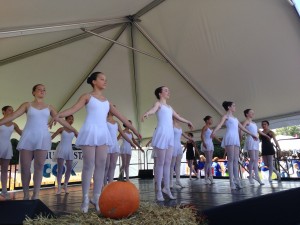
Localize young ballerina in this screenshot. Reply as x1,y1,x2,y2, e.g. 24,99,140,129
142,86,194,201
201,116,221,184
0,84,76,200
55,72,141,213
241,109,270,185
211,101,258,190
260,120,281,182
170,118,193,188
104,112,136,185
183,133,200,180
51,115,77,194
0,106,22,199
118,120,143,181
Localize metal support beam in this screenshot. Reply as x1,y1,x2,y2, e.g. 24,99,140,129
82,28,167,62
0,23,124,66
0,17,129,38
133,0,165,19
57,24,128,111
133,22,223,116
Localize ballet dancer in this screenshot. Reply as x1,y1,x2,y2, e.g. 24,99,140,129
55,72,141,213
211,101,258,190
51,115,77,194
118,120,143,181
260,120,281,182
241,109,270,185
170,118,193,188
183,133,200,180
142,86,194,201
104,114,136,185
201,116,221,184
0,84,77,200
0,106,22,199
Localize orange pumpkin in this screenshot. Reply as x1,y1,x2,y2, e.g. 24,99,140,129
99,181,140,219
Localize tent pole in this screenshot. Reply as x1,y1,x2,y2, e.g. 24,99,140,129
133,22,223,116
82,28,167,63
0,17,129,38
0,23,123,66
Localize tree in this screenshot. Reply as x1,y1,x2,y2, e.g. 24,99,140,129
275,125,300,137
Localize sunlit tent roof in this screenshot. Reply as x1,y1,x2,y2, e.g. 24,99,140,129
1,0,300,141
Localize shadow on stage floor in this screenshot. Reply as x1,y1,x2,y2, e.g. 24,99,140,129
2,177,300,224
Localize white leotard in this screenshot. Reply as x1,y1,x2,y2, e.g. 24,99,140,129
55,130,75,160
173,127,183,157
0,125,14,159
201,128,214,151
151,104,174,150
76,96,113,146
17,105,51,151
244,122,259,151
221,117,240,148
120,132,132,155
107,122,120,154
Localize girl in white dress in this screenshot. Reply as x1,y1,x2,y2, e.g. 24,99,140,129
51,115,77,194
211,101,258,190
118,120,143,181
0,84,76,200
201,116,221,184
104,112,136,185
142,86,194,201
241,109,270,185
56,72,141,213
0,106,22,199
170,118,192,188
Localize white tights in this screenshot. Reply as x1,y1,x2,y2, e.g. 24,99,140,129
170,154,183,184
104,153,119,184
155,147,173,192
0,159,10,193
81,146,107,199
203,151,213,178
57,158,72,188
247,150,260,179
226,146,240,183
120,154,131,181
262,155,279,179
20,150,48,199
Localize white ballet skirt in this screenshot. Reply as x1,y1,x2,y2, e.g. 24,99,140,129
54,130,75,160
17,106,51,151
244,122,259,151
120,133,132,155
172,127,183,157
201,128,214,151
151,104,174,150
76,96,113,147
0,125,14,159
221,117,240,148
107,122,120,154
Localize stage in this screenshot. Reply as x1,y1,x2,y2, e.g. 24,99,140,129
4,177,300,216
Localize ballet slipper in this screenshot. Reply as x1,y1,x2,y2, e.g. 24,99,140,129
162,187,176,200
0,191,10,200
234,179,243,189
248,177,255,185
175,180,185,188
230,181,237,190
208,176,215,184
31,192,39,200
56,185,62,195
23,192,30,200
156,190,165,201
63,184,69,194
276,172,281,182
204,178,210,184
81,195,90,213
90,194,100,212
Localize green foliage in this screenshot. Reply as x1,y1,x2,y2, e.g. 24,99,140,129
276,125,300,137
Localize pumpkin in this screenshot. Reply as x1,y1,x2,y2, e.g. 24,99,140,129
99,181,140,219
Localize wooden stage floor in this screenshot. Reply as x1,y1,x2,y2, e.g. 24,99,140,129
3,177,300,215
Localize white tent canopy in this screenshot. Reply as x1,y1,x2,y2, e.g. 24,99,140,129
1,0,300,141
